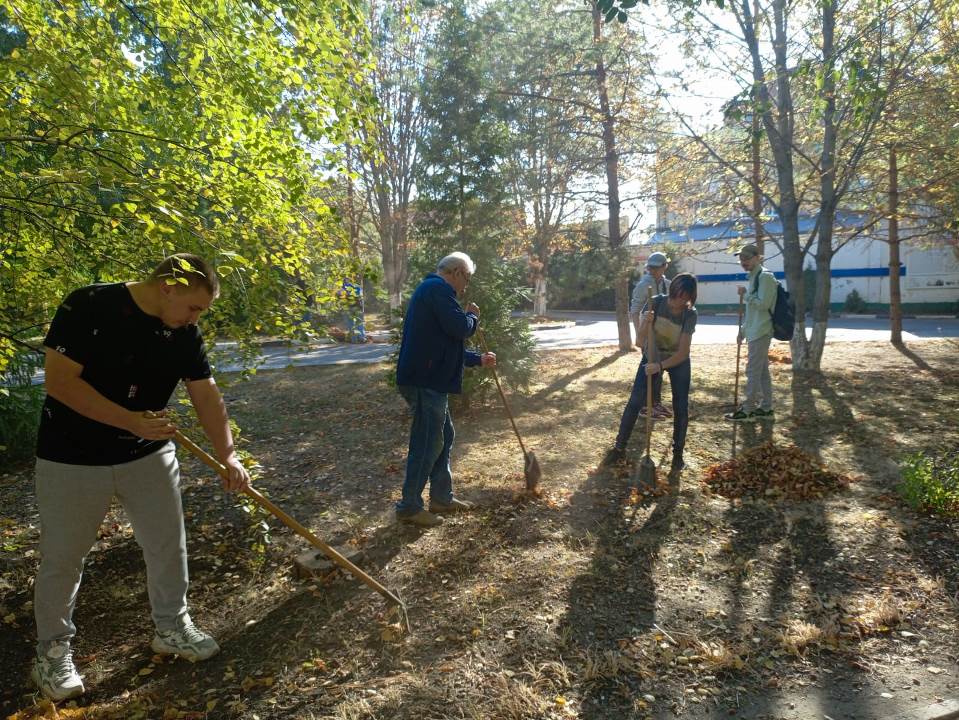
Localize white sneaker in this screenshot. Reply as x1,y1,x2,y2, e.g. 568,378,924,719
151,614,220,662
32,641,85,701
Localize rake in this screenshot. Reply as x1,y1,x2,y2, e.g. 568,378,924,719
478,329,542,492
172,427,409,630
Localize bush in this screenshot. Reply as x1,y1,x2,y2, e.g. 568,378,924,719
843,289,868,314
548,245,628,311
899,450,959,517
0,350,45,464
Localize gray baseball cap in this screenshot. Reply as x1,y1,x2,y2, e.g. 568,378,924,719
646,251,669,268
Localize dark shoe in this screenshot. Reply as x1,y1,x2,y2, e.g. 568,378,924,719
398,510,444,527
428,498,474,514
724,407,757,422
754,408,775,421
600,447,626,467
653,403,672,418
670,456,686,473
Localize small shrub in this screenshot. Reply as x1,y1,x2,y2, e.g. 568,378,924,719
843,289,868,314
0,350,45,464
899,450,959,517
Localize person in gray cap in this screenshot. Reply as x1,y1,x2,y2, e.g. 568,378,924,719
630,251,671,418
725,243,776,421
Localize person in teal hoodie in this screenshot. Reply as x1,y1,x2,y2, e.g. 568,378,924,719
725,243,777,422
395,252,496,527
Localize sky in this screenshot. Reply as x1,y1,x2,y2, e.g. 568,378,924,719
618,2,754,237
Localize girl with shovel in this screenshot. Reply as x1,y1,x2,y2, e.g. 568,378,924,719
601,273,698,475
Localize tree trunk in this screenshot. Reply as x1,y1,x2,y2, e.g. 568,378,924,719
751,97,764,254
798,0,838,372
591,1,631,351
345,145,365,333
741,0,808,367
533,275,548,316
889,143,902,346
751,0,763,254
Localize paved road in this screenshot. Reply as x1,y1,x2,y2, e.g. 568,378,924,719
533,310,959,350
22,313,958,381
221,312,958,372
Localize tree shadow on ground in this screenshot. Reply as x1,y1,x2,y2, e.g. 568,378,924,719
894,340,959,384
4,510,415,717
557,460,682,717
700,370,880,718
529,350,623,404
812,349,959,627
706,497,886,717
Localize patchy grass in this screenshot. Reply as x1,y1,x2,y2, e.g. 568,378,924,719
2,339,959,719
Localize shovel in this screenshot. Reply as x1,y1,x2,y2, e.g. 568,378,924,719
171,427,409,629
637,287,657,486
477,329,542,492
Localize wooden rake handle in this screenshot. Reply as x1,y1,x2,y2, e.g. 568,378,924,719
477,329,527,457
173,429,406,611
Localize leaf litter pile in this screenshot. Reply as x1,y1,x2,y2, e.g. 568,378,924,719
702,441,856,500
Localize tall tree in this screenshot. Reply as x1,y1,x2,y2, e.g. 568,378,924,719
489,0,599,316
416,0,510,243
0,0,374,375
412,0,534,398
590,0,633,350
355,0,435,313
651,0,936,369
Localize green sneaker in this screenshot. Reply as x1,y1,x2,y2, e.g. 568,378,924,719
754,408,775,421
724,408,756,422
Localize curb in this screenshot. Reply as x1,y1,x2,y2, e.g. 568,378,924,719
529,322,576,330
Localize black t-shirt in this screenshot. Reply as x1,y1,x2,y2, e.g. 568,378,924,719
36,283,212,465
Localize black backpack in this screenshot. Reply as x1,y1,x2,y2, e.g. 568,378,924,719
753,273,795,341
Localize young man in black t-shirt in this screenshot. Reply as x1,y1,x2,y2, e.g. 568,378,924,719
32,254,250,701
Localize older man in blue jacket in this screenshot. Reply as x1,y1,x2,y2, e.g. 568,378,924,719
395,252,496,527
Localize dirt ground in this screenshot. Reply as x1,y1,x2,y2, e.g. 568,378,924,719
2,339,958,720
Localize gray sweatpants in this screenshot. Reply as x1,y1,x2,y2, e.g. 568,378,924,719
34,444,188,651
744,334,773,412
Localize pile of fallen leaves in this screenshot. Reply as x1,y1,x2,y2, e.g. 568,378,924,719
767,347,792,364
702,441,855,500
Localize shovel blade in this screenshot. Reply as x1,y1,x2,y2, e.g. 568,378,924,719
524,451,542,492
637,455,657,487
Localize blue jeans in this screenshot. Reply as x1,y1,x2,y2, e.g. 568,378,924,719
615,357,690,458
396,386,454,515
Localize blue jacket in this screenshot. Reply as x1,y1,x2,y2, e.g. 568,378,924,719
396,274,481,394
